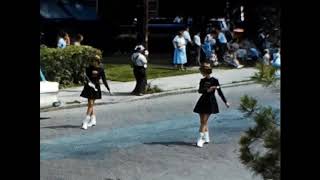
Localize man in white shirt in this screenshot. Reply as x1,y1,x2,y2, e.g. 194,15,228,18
131,45,148,96
183,27,192,45
183,27,193,66
193,32,202,65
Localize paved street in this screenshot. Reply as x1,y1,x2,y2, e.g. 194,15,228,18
40,83,280,180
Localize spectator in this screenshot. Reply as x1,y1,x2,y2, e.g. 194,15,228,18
204,30,217,48
57,31,67,48
223,47,244,69
183,27,193,45
172,30,187,70
203,30,219,66
131,45,149,96
262,49,271,65
74,34,84,46
173,16,183,23
271,48,281,78
215,28,228,63
193,31,202,65
183,27,193,66
64,33,71,46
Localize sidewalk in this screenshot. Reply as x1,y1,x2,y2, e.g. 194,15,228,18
41,67,258,112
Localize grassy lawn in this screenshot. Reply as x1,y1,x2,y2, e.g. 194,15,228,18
105,64,198,82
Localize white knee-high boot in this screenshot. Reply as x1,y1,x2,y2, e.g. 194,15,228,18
204,131,210,143
88,115,96,127
81,115,90,130
197,132,205,148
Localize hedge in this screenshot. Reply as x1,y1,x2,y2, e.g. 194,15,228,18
40,45,102,88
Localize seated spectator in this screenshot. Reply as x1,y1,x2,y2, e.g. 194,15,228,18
223,48,244,69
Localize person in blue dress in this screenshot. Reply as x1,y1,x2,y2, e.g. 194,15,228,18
172,30,187,70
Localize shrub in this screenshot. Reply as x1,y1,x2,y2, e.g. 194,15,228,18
40,45,102,88
145,83,163,94
251,63,277,87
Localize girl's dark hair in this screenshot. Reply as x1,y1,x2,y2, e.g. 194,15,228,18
199,64,212,75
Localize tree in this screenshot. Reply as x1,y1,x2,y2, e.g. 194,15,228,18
239,95,280,180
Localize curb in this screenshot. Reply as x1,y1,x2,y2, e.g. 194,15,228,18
40,80,256,112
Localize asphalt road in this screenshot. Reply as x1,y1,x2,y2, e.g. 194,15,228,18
40,83,280,180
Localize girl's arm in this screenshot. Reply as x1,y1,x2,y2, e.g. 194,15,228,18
100,68,110,91
216,80,227,104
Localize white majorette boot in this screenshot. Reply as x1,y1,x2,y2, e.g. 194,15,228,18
81,115,90,130
197,132,205,148
204,131,210,144
88,115,96,127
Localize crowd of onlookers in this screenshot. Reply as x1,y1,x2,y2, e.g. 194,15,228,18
56,31,84,48
171,23,280,76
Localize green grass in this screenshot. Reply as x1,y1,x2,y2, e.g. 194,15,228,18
105,64,198,82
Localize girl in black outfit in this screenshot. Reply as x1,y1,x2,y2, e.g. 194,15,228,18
193,63,230,147
80,55,111,130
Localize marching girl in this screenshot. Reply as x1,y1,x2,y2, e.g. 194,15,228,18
80,55,111,130
193,62,230,147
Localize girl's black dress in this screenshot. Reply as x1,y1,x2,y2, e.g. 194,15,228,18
80,65,110,99
193,76,227,114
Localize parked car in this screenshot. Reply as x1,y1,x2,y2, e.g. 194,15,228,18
40,69,61,108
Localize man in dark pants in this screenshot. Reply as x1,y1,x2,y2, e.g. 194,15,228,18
131,45,148,96
193,31,202,65
215,27,228,63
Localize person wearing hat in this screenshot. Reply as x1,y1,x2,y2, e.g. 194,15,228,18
193,62,230,147
131,45,148,96
80,55,111,130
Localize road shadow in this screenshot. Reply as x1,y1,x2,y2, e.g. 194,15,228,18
108,92,134,96
144,141,195,147
40,117,51,121
59,90,81,93
42,125,80,129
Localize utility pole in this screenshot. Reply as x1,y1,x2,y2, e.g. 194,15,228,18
144,0,149,49
96,0,99,16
